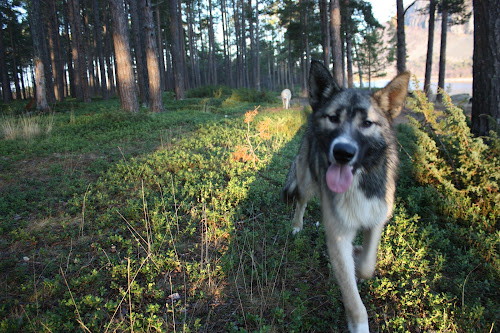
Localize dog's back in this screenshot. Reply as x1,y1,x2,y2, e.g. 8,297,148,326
281,89,291,109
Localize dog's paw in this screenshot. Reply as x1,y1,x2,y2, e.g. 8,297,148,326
292,226,302,235
348,321,369,333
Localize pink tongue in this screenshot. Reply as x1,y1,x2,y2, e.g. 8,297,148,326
326,164,353,193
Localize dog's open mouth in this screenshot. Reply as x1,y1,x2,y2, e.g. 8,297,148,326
326,163,353,193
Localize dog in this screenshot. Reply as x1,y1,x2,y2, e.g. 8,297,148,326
282,60,410,332
281,88,292,109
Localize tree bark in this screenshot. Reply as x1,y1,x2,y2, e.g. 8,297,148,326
233,0,242,87
255,0,261,90
320,0,330,66
29,0,50,111
128,0,149,105
221,0,232,87
8,23,22,100
46,0,64,101
83,5,96,97
396,0,406,73
330,0,343,86
208,0,217,85
93,0,108,98
103,7,115,96
0,14,11,103
471,0,500,137
155,5,166,91
63,1,75,98
109,0,139,112
436,8,448,103
424,0,437,97
142,0,164,112
169,0,185,99
68,0,90,102
344,0,353,88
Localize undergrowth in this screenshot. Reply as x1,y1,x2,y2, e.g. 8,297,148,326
0,91,498,332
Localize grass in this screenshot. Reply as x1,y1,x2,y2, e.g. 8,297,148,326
0,91,498,332
0,113,54,140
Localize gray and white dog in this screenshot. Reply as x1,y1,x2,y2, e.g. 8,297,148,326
282,60,410,332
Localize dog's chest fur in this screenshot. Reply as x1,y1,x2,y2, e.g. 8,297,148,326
323,171,389,230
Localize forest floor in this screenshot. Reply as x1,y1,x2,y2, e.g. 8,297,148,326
0,90,497,332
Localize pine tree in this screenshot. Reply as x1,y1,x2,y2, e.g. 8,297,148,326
109,0,139,112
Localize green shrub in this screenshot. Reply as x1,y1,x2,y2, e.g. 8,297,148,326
223,88,277,106
186,85,232,98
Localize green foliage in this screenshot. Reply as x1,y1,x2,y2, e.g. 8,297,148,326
223,88,277,106
186,85,232,98
406,89,499,230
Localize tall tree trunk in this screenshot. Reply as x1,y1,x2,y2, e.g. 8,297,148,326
63,1,75,98
233,0,242,87
169,0,185,99
46,0,64,101
221,0,231,86
68,0,82,100
93,0,108,98
471,0,500,137
0,14,11,103
83,5,96,97
68,0,90,102
129,0,149,105
143,0,164,112
155,5,165,91
248,0,255,88
424,0,437,97
20,66,27,99
354,41,363,88
396,0,406,73
208,0,217,85
344,1,353,87
241,0,249,88
320,0,330,66
103,7,115,96
304,1,310,94
29,0,50,111
109,0,139,112
436,8,448,103
255,0,260,90
164,29,173,91
186,1,196,87
34,59,50,112
330,0,343,85
8,23,21,100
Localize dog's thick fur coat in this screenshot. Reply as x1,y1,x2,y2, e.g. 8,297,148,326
281,88,292,109
282,60,410,332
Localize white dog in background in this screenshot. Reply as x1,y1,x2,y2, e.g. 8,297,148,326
281,89,291,109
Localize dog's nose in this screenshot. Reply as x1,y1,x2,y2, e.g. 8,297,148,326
333,143,357,164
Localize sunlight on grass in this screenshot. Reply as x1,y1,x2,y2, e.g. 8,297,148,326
1,113,54,140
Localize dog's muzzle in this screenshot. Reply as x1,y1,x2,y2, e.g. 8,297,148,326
332,142,357,165
326,141,358,193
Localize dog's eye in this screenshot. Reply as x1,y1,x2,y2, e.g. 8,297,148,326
362,120,373,128
328,115,340,123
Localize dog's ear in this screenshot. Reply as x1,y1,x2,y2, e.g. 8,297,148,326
309,60,341,111
372,71,410,121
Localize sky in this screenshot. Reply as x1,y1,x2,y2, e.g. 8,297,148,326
367,0,399,24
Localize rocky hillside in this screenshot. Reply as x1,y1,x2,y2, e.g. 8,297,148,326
404,0,473,79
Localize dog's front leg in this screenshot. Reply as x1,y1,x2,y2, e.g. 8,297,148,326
355,223,384,280
291,200,307,234
323,217,369,333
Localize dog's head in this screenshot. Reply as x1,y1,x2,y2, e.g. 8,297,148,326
308,60,410,193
